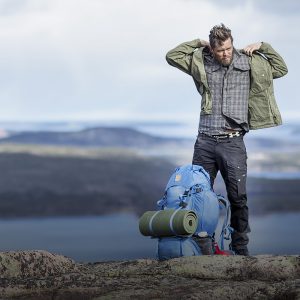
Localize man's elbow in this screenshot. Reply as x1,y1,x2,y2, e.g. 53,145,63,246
274,65,288,79
165,51,175,65
282,65,288,76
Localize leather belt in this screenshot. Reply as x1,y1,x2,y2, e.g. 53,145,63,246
201,131,244,139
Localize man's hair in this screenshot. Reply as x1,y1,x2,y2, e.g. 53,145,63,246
209,23,233,49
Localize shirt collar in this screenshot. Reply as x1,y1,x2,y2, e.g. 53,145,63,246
204,48,249,71
232,49,250,71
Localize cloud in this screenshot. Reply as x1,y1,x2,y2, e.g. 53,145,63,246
0,0,297,123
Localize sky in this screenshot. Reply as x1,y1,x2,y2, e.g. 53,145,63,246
0,0,299,127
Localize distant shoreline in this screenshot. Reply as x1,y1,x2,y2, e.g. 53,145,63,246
0,150,299,219
248,172,300,179
0,132,299,218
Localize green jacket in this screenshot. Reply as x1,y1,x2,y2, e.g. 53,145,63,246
166,39,288,130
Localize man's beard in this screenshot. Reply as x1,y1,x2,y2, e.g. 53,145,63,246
219,55,233,66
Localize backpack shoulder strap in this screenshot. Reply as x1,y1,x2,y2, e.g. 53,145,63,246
156,185,190,210
192,164,211,184
217,195,234,249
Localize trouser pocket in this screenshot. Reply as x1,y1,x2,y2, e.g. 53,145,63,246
226,161,247,199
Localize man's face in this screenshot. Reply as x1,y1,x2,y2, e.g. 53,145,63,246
211,38,233,66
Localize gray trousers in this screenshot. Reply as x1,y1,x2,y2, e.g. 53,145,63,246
192,133,250,250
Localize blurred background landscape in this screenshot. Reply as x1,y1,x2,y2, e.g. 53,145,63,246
0,120,299,261
0,0,299,261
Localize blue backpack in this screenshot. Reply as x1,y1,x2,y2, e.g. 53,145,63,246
156,164,232,260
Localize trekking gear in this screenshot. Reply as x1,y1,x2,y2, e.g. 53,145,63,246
213,242,234,256
157,164,232,243
193,233,214,255
154,164,233,260
157,236,201,261
139,209,198,237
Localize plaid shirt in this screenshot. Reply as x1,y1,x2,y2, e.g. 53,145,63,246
199,50,250,135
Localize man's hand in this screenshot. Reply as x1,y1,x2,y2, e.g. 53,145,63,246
199,39,211,50
243,42,262,56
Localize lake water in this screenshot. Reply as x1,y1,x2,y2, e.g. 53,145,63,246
0,212,299,263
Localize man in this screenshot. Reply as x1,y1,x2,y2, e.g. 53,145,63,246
166,24,288,255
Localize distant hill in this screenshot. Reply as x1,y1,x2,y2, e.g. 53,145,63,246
244,136,300,151
0,145,299,218
1,126,300,153
0,150,174,218
0,127,190,148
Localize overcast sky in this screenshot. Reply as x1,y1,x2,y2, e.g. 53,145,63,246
0,0,298,126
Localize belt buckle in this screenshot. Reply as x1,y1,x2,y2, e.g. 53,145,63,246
228,132,240,138
214,134,226,141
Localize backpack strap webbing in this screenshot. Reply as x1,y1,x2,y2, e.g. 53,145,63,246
169,207,183,235
217,195,234,250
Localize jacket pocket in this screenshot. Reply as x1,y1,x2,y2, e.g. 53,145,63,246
248,91,271,122
250,55,272,94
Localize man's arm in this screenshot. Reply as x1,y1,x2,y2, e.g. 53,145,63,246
243,42,288,79
166,39,207,75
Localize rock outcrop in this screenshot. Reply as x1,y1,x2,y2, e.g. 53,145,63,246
0,250,299,299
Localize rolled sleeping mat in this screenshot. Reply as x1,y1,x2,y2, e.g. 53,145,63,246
139,209,198,237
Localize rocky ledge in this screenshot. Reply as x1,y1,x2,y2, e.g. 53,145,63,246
0,250,299,299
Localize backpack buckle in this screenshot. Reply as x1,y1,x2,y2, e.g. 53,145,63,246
195,187,202,193
179,200,188,208
192,184,202,194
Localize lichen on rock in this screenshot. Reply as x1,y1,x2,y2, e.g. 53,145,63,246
0,251,299,300
0,250,77,279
